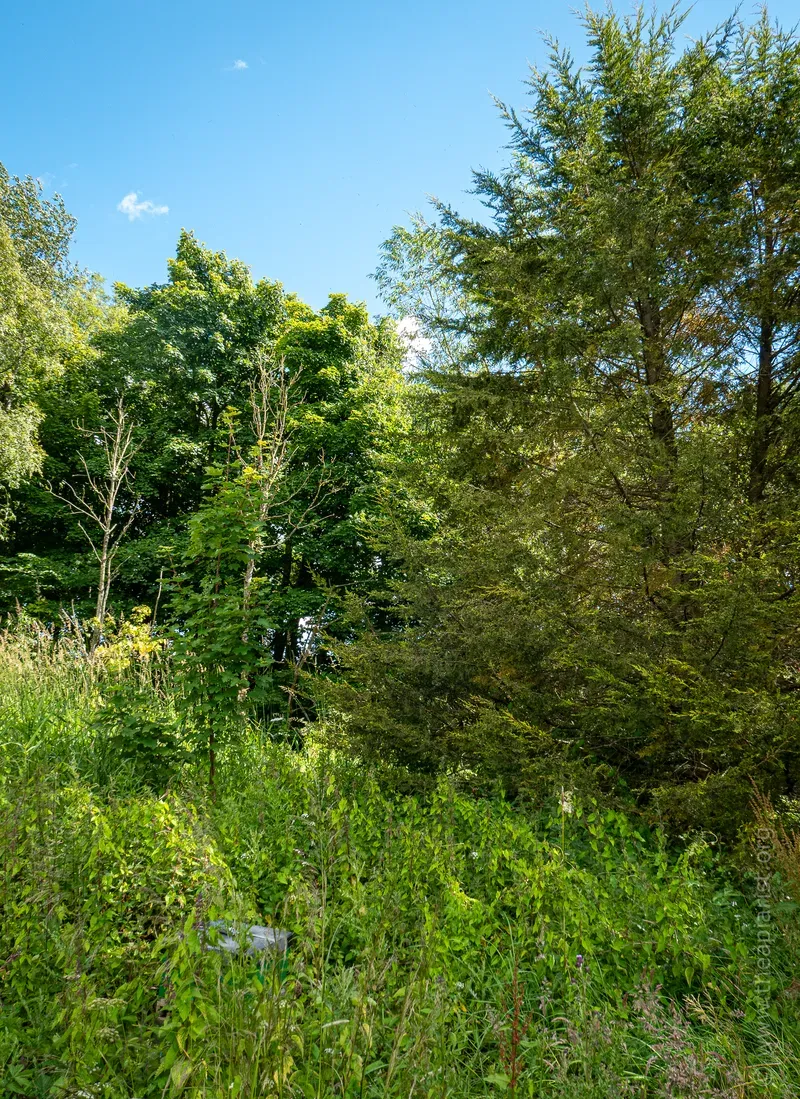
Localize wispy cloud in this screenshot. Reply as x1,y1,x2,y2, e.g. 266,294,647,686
232,59,248,70
117,192,169,221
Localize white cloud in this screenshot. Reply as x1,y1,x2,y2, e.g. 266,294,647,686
232,59,248,70
117,192,169,221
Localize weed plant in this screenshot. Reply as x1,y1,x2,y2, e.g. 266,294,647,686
1,635,799,1097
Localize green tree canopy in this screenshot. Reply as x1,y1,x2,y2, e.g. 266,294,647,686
329,7,800,834
0,166,80,530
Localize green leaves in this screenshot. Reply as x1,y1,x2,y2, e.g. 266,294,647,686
0,187,73,528
92,678,187,790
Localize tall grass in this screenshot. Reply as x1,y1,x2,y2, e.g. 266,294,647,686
1,635,799,1097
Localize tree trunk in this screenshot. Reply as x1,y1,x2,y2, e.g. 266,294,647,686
638,296,685,570
90,529,112,652
747,217,779,504
271,539,293,665
748,317,775,504
639,297,677,460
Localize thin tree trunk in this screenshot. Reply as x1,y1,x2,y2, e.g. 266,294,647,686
749,316,775,504
271,539,293,666
53,399,138,656
747,220,778,503
90,515,113,651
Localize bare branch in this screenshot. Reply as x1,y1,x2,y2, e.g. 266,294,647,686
48,398,141,650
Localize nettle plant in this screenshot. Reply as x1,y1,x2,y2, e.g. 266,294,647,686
170,354,325,785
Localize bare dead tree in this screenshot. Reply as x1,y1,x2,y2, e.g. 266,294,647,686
241,352,296,607
241,352,333,609
51,399,140,650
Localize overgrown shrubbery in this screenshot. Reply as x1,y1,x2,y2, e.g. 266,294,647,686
2,638,800,1097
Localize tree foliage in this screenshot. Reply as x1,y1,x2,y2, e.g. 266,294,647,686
328,8,800,833
0,169,77,525
5,7,800,830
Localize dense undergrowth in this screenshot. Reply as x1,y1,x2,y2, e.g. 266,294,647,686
2,639,800,1098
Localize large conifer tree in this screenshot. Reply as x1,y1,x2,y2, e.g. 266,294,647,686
332,7,800,832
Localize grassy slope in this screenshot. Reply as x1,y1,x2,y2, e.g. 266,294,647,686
1,642,799,1098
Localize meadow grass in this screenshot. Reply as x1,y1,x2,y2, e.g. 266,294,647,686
1,638,799,1097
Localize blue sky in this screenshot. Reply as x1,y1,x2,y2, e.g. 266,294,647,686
2,1,796,315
